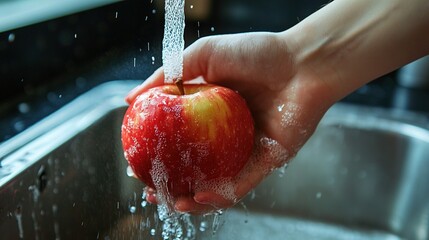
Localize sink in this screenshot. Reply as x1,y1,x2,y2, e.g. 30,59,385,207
1,81,429,239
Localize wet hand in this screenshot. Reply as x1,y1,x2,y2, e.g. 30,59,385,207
127,32,333,213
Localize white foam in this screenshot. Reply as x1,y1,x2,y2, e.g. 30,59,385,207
233,132,292,198
259,137,290,166
195,177,237,203
280,102,301,128
149,158,171,209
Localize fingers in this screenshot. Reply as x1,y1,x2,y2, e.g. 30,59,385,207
174,197,219,214
182,37,213,82
126,36,219,104
144,188,233,214
125,67,165,104
193,192,234,209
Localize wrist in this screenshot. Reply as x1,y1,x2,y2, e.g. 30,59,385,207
277,27,342,107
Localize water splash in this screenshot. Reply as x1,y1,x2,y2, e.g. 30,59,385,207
277,163,289,178
15,206,24,239
199,221,208,232
211,210,223,235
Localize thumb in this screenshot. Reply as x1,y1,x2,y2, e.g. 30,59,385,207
182,37,214,83
126,37,214,104
125,67,165,104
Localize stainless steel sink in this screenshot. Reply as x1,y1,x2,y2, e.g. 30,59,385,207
1,81,429,239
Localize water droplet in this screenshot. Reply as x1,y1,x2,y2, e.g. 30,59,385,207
74,33,77,39
152,9,156,14
52,204,58,214
210,27,215,32
150,228,156,236
277,163,288,177
126,166,134,177
115,11,118,18
133,57,136,67
145,16,148,21
13,121,25,132
18,103,30,114
199,221,207,232
141,200,147,207
8,33,15,42
316,192,322,199
249,189,256,200
129,205,136,214
277,104,285,112
190,5,194,9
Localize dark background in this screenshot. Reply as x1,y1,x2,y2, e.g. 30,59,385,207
0,0,428,143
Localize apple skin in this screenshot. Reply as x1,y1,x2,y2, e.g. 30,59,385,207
121,84,254,198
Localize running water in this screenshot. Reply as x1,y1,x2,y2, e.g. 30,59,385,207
163,0,186,83
146,0,296,238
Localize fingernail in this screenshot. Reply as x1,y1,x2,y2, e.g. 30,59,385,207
194,195,216,207
174,202,191,213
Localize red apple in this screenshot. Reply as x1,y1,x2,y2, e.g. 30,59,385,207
121,84,254,198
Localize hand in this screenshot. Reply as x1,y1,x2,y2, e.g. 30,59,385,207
126,32,334,214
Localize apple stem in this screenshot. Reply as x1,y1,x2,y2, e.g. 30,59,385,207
174,78,185,95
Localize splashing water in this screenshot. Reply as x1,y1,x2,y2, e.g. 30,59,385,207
15,206,24,239
150,158,195,239
163,0,185,83
150,1,196,237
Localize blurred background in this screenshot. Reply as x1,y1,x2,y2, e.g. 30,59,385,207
0,0,428,143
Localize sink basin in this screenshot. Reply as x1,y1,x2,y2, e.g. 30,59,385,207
1,81,429,239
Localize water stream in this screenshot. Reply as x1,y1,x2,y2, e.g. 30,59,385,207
162,0,186,83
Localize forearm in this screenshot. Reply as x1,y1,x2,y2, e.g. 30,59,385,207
283,0,429,102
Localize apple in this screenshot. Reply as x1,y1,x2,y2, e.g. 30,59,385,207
121,83,254,198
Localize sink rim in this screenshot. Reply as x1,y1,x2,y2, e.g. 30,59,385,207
1,80,428,188
322,104,429,142
0,80,137,186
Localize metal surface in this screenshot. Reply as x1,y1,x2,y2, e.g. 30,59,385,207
1,81,429,239
398,55,429,89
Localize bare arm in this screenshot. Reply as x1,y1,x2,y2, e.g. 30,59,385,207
284,0,429,103
127,0,429,213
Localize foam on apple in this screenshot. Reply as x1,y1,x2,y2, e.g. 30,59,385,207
121,84,255,203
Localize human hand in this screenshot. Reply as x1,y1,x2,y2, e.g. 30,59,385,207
126,32,334,214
